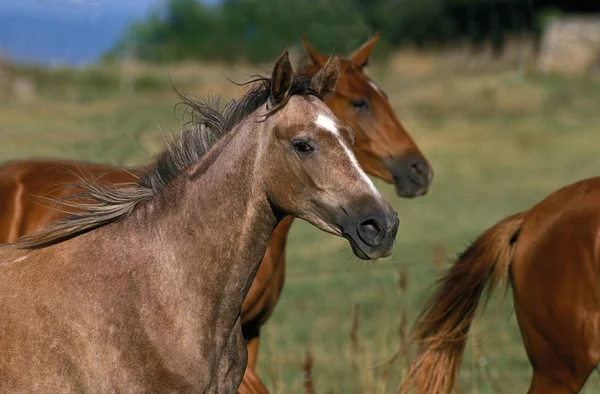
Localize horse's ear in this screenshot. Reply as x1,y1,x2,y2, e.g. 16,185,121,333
350,32,380,68
270,51,294,106
310,54,341,97
302,36,329,68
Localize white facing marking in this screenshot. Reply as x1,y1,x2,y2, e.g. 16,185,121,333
316,114,339,137
368,80,386,98
340,140,382,198
315,113,382,198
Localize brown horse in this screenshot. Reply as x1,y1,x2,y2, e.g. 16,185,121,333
300,32,432,198
0,52,400,392
0,34,430,393
399,177,600,394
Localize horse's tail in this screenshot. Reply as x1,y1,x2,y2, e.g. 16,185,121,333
399,211,525,394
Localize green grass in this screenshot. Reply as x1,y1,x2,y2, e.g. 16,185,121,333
2,62,600,393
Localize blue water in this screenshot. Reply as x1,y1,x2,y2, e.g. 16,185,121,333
0,0,219,67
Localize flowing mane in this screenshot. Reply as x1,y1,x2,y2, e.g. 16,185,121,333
18,73,320,249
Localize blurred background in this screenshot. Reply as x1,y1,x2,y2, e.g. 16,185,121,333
2,0,600,392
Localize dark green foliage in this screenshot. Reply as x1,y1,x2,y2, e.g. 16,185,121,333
105,0,558,63
108,0,375,63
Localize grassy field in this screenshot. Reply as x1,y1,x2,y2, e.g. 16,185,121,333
2,55,600,393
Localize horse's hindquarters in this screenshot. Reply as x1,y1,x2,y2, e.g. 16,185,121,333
512,205,600,394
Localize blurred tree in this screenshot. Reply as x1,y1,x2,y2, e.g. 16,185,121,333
109,0,375,63
105,0,600,63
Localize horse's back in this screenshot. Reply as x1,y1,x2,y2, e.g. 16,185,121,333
0,160,136,243
512,177,600,392
515,176,600,270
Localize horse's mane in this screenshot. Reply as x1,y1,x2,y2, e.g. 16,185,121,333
18,73,319,249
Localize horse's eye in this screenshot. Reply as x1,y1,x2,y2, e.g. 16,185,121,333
352,99,369,111
293,141,313,154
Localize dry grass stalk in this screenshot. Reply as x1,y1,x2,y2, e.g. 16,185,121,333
303,347,316,394
396,265,410,388
470,325,498,394
432,243,446,270
374,265,412,392
266,342,280,394
350,304,363,394
398,264,408,294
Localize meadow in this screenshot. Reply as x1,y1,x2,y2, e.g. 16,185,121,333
2,52,600,393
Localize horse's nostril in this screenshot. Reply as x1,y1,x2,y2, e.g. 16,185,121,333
361,219,380,238
411,161,427,177
389,155,433,196
408,160,432,186
358,218,383,247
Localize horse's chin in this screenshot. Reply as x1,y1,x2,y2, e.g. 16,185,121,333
344,234,371,260
394,181,429,198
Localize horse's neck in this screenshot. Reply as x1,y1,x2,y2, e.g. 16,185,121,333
139,120,278,318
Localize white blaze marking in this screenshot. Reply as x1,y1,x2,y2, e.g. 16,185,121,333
340,140,382,197
316,114,339,136
315,113,382,198
368,80,386,98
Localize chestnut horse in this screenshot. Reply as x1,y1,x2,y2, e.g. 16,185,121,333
0,34,431,393
0,52,400,392
399,177,600,394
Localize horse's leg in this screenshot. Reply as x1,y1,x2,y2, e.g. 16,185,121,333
515,279,600,394
519,315,599,394
517,304,600,394
237,366,269,394
527,372,592,394
246,335,260,371
214,316,249,393
513,239,600,394
237,335,269,394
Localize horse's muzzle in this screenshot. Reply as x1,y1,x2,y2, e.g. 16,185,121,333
342,210,399,260
389,153,433,198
